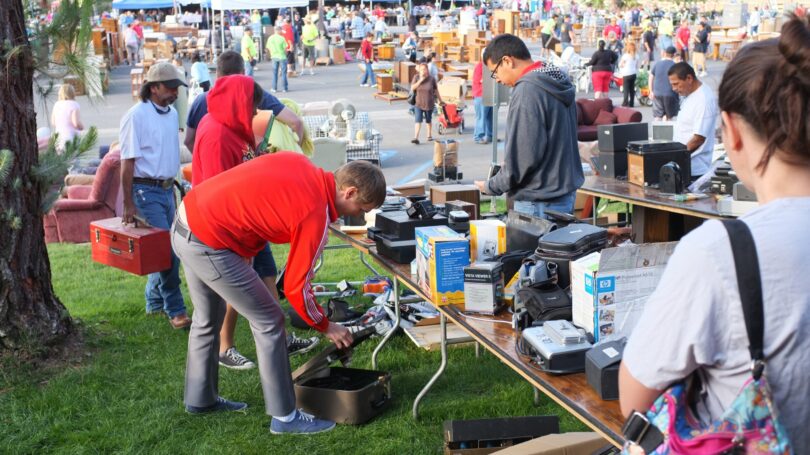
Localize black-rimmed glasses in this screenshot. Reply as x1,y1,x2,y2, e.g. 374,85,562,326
490,57,505,79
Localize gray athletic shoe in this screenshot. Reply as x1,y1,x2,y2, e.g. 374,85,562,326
287,333,319,356
270,409,336,435
219,347,256,370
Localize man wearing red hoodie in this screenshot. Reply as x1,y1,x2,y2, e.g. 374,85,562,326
173,153,386,434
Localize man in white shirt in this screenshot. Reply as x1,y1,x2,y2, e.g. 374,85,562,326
119,62,190,329
748,6,761,37
668,62,718,177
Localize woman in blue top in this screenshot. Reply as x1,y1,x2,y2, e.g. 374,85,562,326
190,53,211,92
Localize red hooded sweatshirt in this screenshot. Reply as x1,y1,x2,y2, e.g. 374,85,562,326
184,152,336,332
191,75,256,186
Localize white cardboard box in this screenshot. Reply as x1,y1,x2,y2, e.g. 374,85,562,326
571,242,677,342
469,219,506,262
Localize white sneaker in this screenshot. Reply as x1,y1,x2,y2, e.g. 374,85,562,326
699,71,708,77
360,83,369,87
371,84,378,88
309,70,315,76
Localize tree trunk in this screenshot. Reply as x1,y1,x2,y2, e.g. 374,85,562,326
0,1,72,352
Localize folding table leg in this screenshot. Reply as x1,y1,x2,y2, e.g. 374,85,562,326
534,387,541,406
359,251,381,276
372,278,400,370
413,312,448,419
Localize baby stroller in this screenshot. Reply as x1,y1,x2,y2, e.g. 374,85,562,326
436,102,465,135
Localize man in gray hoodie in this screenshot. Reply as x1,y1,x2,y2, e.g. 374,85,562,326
474,34,584,218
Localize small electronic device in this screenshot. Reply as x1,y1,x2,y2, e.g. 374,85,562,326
522,321,592,374
732,182,757,202
448,210,470,233
597,123,649,178
406,200,438,220
659,161,684,194
585,339,626,401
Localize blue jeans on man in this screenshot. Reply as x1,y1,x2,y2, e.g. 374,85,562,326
473,96,493,142
244,60,254,77
361,61,375,86
513,191,577,220
272,58,288,91
132,183,186,318
478,14,487,30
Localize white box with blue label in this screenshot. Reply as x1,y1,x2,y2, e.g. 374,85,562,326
571,242,677,342
415,226,470,308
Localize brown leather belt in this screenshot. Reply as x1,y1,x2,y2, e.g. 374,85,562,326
133,177,175,189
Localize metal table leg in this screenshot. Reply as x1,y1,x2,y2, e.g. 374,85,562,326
372,278,400,369
359,251,382,276
413,312,448,419
475,342,481,358
592,196,597,225
534,387,541,406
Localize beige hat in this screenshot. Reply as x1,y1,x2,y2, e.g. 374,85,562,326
145,62,187,88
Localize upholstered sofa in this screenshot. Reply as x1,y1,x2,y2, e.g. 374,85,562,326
576,98,642,142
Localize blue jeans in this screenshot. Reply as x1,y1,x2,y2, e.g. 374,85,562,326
361,61,375,85
513,191,577,220
473,97,493,141
244,60,254,77
272,58,288,91
132,183,186,318
478,15,487,30
660,35,673,52
252,243,278,278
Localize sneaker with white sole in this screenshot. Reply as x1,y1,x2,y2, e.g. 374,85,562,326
287,333,319,356
219,347,256,370
269,409,336,435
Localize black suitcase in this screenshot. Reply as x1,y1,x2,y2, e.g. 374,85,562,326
292,328,391,425
534,223,608,289
627,140,690,187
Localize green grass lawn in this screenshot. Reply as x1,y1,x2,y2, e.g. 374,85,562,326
0,233,585,454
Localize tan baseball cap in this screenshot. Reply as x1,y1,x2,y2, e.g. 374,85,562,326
145,62,187,88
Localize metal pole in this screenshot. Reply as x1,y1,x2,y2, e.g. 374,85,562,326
220,8,225,52
489,79,499,214
413,312,447,419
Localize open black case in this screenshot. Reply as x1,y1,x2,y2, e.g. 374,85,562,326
291,327,391,425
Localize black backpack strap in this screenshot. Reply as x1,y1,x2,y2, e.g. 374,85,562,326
721,220,765,379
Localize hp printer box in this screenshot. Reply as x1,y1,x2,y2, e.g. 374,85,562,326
571,243,677,342
416,226,470,308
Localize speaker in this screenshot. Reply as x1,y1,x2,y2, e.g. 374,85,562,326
597,122,649,154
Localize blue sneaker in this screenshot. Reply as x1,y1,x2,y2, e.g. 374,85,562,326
269,409,336,435
185,396,248,415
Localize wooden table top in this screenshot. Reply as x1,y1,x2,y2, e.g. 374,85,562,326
327,224,626,446
579,175,733,220
364,251,625,446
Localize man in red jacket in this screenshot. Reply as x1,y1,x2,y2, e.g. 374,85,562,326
173,153,386,433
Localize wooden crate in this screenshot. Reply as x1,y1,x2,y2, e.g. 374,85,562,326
376,44,395,60
130,68,144,100
376,74,394,93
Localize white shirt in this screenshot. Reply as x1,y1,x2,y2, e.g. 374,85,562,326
673,83,718,176
624,198,810,455
748,10,761,27
618,53,638,77
119,101,181,180
190,61,210,84
51,99,81,149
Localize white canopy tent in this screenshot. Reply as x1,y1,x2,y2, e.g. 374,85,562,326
210,0,308,58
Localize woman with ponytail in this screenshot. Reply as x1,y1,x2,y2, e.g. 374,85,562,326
619,14,810,454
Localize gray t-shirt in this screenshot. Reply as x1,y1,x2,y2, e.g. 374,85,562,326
651,59,676,97
624,197,810,454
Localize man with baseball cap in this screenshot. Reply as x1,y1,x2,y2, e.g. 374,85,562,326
119,62,191,329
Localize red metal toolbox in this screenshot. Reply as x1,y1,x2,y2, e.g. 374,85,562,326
90,217,171,276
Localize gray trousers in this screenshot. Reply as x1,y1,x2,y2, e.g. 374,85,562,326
171,220,295,417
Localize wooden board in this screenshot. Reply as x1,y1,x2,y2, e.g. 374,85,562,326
403,323,473,351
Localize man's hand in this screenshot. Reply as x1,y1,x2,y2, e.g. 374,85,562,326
474,180,489,195
325,322,353,350
122,201,137,224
